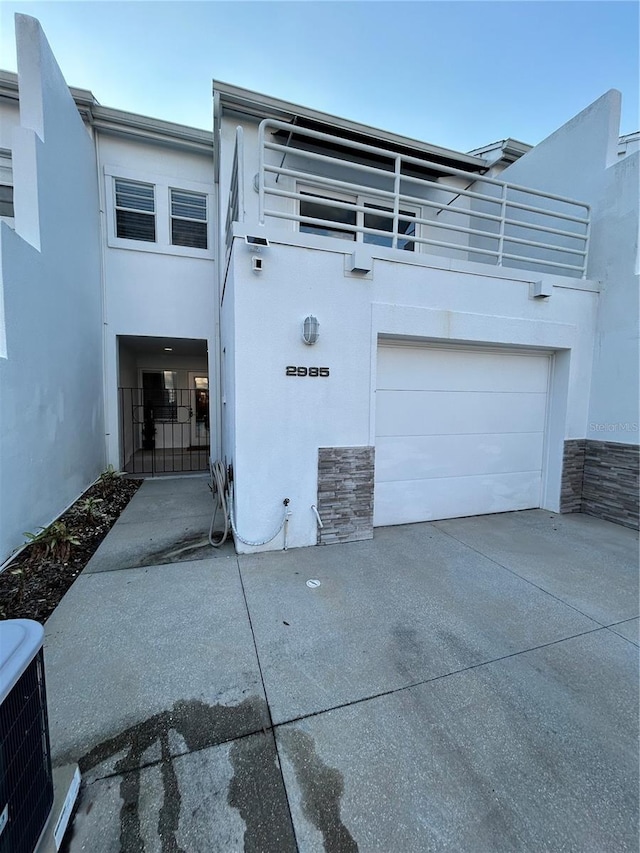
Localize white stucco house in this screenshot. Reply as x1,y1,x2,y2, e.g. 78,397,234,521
0,15,637,562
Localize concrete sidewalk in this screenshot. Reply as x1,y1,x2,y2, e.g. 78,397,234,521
44,477,639,851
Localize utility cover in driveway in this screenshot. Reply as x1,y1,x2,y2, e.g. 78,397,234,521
374,344,549,526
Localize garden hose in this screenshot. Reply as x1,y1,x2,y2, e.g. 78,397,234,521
208,460,291,549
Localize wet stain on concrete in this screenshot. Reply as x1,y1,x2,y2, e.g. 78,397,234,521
279,727,358,852
390,623,431,681
228,733,298,853
77,696,289,853
138,534,214,566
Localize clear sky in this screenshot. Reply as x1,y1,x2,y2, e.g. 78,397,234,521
1,1,637,153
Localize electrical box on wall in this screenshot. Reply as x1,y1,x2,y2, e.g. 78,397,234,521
532,280,553,298
347,247,373,274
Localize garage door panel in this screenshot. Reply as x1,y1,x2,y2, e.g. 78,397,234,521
377,346,549,393
374,472,543,527
374,345,549,527
376,390,547,437
376,432,545,482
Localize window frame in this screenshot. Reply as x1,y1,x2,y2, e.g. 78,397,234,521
169,187,208,250
296,183,419,252
298,187,358,242
104,165,214,259
114,178,156,243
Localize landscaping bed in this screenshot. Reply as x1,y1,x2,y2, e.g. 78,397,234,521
0,471,142,624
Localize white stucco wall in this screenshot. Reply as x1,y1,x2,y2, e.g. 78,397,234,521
223,234,598,552
215,102,609,553
498,90,639,446
0,16,104,562
585,151,639,442
97,133,218,466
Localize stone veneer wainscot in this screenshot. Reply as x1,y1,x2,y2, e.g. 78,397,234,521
317,447,375,544
561,439,639,530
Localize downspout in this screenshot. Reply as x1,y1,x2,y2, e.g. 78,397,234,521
211,89,223,463
91,116,112,470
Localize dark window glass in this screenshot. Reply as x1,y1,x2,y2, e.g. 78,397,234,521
143,372,177,421
0,184,14,217
116,210,156,242
300,193,356,241
171,219,207,249
115,179,155,242
170,189,207,249
364,203,415,251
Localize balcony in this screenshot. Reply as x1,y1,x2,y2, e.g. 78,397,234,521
226,121,591,279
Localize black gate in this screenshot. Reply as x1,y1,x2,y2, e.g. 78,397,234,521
119,386,210,474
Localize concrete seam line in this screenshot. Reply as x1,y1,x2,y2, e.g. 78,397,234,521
271,624,610,730
430,521,608,628
235,556,300,852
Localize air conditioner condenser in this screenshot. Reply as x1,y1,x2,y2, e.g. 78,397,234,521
0,620,80,853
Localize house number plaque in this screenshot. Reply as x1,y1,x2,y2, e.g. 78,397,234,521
285,366,330,377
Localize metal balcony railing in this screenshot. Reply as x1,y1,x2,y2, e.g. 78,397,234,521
250,119,591,278
225,126,245,263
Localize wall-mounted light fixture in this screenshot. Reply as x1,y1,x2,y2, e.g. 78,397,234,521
245,235,269,248
302,315,320,345
245,235,269,274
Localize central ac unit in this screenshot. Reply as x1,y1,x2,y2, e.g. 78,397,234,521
0,620,80,853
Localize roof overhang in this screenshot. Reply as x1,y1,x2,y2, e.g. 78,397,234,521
213,79,488,174
467,137,532,165
0,70,213,154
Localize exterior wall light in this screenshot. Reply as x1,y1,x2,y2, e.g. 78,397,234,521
302,315,320,345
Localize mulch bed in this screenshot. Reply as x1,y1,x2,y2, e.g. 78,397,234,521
0,473,142,624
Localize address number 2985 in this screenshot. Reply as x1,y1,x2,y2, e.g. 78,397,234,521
286,366,330,377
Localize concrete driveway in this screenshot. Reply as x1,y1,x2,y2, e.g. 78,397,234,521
44,477,639,851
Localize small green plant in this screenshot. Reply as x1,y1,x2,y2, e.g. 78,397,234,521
97,465,123,496
24,521,81,563
75,497,105,522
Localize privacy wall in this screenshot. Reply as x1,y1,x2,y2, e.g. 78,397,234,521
0,16,104,562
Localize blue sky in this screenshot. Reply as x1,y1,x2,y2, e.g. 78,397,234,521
1,1,637,152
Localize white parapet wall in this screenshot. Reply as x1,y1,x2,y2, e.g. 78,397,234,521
497,90,639,448
0,15,104,562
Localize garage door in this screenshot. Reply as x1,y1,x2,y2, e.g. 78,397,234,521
374,344,549,527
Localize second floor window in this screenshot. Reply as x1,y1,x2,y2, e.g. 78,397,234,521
0,184,13,218
299,190,416,251
300,191,357,241
170,189,207,249
115,179,156,242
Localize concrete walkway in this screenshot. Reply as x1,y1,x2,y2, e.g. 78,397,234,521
44,476,639,852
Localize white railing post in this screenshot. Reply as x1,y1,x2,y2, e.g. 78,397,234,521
236,126,245,224
258,120,266,225
497,183,507,266
581,206,591,278
392,154,401,249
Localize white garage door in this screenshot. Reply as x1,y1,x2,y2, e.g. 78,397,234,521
374,344,549,527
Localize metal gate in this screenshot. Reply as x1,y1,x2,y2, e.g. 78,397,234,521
119,386,210,474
